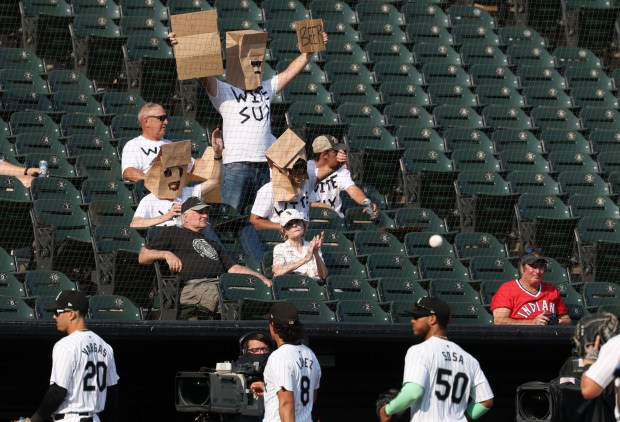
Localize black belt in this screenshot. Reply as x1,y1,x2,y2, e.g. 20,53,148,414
54,413,91,421
241,161,269,168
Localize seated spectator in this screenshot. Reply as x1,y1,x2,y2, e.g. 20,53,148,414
0,159,41,188
250,158,317,230
490,247,572,325
121,102,194,182
310,135,379,219
138,196,271,314
272,209,327,281
130,129,223,229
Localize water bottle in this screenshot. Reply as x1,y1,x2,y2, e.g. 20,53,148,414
38,160,48,178
363,198,375,220
173,215,184,228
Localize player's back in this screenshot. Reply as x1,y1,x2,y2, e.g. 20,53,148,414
404,337,493,422
51,330,119,414
263,343,322,422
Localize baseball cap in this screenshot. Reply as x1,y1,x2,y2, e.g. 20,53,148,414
520,247,548,265
263,302,300,325
312,135,345,153
408,296,451,320
47,290,89,314
181,196,210,214
279,209,306,228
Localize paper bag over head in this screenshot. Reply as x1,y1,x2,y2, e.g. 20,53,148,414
144,141,205,200
295,19,325,53
170,10,224,80
225,30,268,91
265,129,307,202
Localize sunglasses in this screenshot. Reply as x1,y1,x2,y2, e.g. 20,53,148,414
284,219,304,229
412,302,435,319
247,347,270,354
146,115,168,122
54,308,74,317
164,167,184,178
524,247,543,255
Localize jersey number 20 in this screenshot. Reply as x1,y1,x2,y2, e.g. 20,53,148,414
84,361,108,392
435,368,469,404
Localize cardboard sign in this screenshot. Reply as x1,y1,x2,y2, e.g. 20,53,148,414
265,129,307,202
144,141,206,200
225,30,268,90
170,10,224,80
295,19,325,53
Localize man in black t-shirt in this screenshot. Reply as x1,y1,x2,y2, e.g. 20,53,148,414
139,197,272,313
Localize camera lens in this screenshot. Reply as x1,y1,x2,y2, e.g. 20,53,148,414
178,378,211,406
519,390,550,419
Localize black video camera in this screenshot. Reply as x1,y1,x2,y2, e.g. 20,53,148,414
175,361,264,416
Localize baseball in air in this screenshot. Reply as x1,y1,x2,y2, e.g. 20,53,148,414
429,235,443,248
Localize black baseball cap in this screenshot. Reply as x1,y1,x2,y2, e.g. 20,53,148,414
181,196,210,214
263,302,300,325
408,296,451,320
520,247,548,265
47,290,89,314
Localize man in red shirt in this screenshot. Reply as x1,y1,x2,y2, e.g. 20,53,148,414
490,247,572,325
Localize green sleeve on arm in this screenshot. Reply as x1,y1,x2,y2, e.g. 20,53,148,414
385,382,425,415
466,402,491,420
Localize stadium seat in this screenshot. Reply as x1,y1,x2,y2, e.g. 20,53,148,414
548,150,600,173
121,0,168,21
60,112,111,139
367,41,415,65
558,171,611,196
123,35,177,105
564,67,615,90
453,232,508,260
47,70,97,95
1,90,54,118
283,79,333,105
321,41,369,65
24,270,76,297
30,177,82,206
110,114,141,140
498,26,548,49
539,130,593,155
75,154,122,181
66,134,117,160
476,84,525,108
395,126,445,150
447,4,496,28
541,256,572,284
492,129,544,154
15,133,67,158
499,149,551,173
271,275,326,301
285,103,345,141
460,44,509,67
404,232,456,263
0,176,34,252
24,153,77,180
52,92,105,119
374,62,426,86
582,282,620,312
102,92,146,116
481,106,534,130
407,24,454,46
72,0,121,19
358,22,408,45
91,224,154,308
395,208,450,234
479,279,504,308
321,252,368,278
353,231,406,257
433,105,485,130
517,66,567,90
0,248,17,273
69,13,126,85
598,151,620,175
324,61,374,86
283,298,336,322
554,47,602,69
344,206,397,232
119,16,170,38
469,256,520,282
307,229,354,254
451,24,500,46
310,0,358,26
561,0,619,54
307,207,346,231
402,2,450,28
506,170,561,195
87,200,134,228
34,296,56,319
581,107,620,132
366,253,420,279
355,1,404,27
448,302,493,325
384,103,435,128
377,277,428,303
336,300,391,323
455,170,519,243
570,86,618,110
576,216,620,282
427,83,479,108
0,296,35,320
516,193,579,264
0,272,25,297
470,64,520,89
568,194,620,219
321,21,360,45
330,81,382,107
325,275,379,302
418,255,472,282
530,106,583,131
451,147,502,172
506,45,556,68
428,278,481,303
346,125,397,152
89,294,142,320
218,273,274,320
0,69,49,96
523,86,574,109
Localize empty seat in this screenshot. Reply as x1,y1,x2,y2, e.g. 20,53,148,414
325,275,378,302
418,255,472,282
428,278,481,303
453,232,508,260
336,300,391,323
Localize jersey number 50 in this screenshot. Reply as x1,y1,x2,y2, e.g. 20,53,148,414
435,368,469,404
84,361,108,392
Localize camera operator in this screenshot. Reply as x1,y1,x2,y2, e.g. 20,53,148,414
234,332,273,422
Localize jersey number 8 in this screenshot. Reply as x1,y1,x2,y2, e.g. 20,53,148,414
435,369,469,404
84,361,108,392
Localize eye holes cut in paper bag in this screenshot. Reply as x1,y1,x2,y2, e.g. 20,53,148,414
225,30,268,91
265,129,307,202
295,19,325,53
144,140,205,200
170,10,224,80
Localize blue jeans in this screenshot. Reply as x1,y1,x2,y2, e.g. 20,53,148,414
222,162,270,213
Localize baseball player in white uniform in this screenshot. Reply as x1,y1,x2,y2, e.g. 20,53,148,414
379,297,494,422
581,333,620,421
250,302,321,422
14,291,119,422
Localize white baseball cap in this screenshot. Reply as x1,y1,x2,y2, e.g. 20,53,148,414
279,209,306,227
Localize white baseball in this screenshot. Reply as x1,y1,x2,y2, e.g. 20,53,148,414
429,235,443,248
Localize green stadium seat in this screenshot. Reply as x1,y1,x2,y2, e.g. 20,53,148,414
358,22,408,45
407,24,454,46
0,295,35,320
81,179,134,206
321,21,360,45
24,153,77,180
476,84,525,109
336,299,391,323
377,277,428,302
470,64,520,89
553,47,603,70
30,177,82,205
414,44,462,67
89,294,142,320
0,69,49,95
427,83,479,108
87,200,134,227
24,270,76,297
582,282,620,312
120,0,168,22
403,232,456,262
271,275,326,301
1,89,54,119
506,170,561,195
396,126,445,150
539,130,593,154
380,82,432,109
581,107,620,132
66,134,117,160
321,41,369,65
451,147,502,172
492,129,544,153
548,150,600,173
523,86,574,109
101,92,145,116
447,5,496,29
218,273,274,320
448,302,493,325
498,26,547,48
479,279,503,308
167,0,213,15
353,231,406,257
576,216,620,282
443,128,493,153
460,44,509,67
323,61,370,86
402,2,450,28
453,232,508,260
366,41,415,65
570,86,618,110
119,16,170,38
322,252,368,278
310,0,358,26
346,125,397,152
429,278,481,303
374,62,426,86
15,133,67,158
0,248,17,273
331,81,382,107
0,272,25,297
307,229,354,254
451,24,500,46
418,255,472,282
74,154,122,181
47,70,97,95
565,67,615,90
52,91,105,117
60,112,111,139
499,148,551,173
517,66,567,90
263,0,309,21
482,106,534,130
326,275,379,302
558,171,611,196
568,194,620,219
469,257,520,282
355,1,404,27
506,45,556,68
283,297,337,322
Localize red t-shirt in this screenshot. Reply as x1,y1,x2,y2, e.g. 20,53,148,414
490,279,569,320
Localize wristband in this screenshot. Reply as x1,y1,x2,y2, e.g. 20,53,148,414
214,156,222,161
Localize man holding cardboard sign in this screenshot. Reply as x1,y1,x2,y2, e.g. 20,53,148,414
168,20,327,214
130,132,223,229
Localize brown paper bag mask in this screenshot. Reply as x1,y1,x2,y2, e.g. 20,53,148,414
144,140,205,200
265,129,307,202
225,30,268,91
